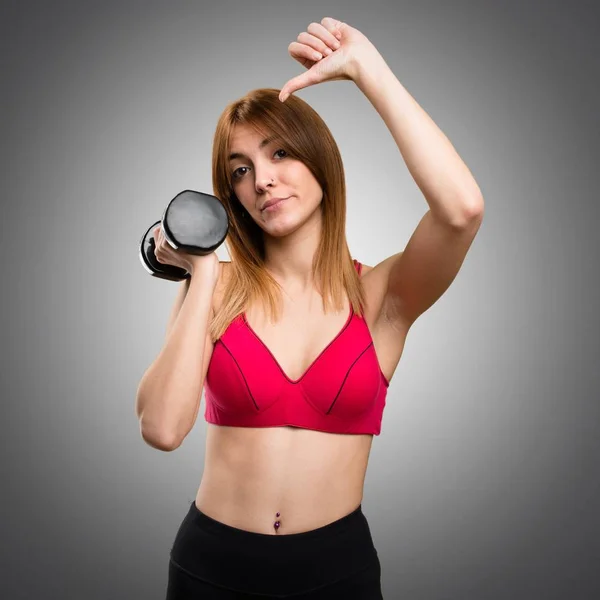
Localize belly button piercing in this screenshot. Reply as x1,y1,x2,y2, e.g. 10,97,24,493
273,512,281,533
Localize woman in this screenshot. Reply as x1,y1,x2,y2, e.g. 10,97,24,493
138,16,484,599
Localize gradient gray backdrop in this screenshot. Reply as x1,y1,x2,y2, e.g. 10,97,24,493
2,0,599,598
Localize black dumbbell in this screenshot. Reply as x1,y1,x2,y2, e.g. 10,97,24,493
139,190,229,281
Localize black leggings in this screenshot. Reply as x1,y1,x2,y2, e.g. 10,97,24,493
166,500,383,599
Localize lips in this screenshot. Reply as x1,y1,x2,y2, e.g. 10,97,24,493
261,197,288,211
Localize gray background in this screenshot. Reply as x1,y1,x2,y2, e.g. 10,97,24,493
2,0,599,598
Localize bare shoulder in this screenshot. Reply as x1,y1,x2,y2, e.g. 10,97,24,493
359,263,374,276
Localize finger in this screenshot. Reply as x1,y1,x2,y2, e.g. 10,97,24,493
307,22,340,49
297,31,337,56
321,16,344,35
288,40,323,63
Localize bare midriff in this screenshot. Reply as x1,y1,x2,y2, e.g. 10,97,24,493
195,424,374,535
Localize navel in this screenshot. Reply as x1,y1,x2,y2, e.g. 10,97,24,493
273,511,281,533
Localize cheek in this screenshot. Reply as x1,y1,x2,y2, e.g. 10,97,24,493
305,177,323,204
292,166,320,195
232,184,251,209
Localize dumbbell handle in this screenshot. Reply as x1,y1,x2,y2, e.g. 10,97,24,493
139,220,191,281
139,190,229,282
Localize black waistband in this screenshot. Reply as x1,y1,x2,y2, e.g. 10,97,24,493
169,500,379,595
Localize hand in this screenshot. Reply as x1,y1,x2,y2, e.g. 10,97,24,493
279,17,381,102
152,224,219,281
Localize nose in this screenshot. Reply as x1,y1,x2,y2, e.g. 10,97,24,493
254,167,276,193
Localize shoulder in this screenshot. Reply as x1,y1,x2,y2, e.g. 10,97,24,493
354,254,403,289
356,261,374,277
354,258,374,279
353,259,378,321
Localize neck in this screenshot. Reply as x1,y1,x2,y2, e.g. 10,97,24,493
262,209,322,293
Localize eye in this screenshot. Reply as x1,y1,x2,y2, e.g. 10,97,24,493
232,149,288,180
231,166,247,180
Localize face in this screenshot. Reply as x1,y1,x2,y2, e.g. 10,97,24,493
228,123,323,236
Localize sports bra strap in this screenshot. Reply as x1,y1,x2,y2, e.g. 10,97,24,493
354,259,363,275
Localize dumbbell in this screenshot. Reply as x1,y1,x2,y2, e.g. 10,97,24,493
139,190,229,281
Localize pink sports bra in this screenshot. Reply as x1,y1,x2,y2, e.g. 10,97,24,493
204,259,390,435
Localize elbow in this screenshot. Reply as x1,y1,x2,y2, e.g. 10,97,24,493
464,193,485,222
138,417,181,452
451,194,484,229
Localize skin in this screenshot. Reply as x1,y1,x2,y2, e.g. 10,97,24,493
230,123,326,292
191,9,483,535
194,123,409,534
163,14,481,538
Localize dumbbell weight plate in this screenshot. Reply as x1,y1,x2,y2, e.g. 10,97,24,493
161,190,229,255
139,219,191,281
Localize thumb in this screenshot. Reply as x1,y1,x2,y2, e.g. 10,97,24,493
279,70,318,102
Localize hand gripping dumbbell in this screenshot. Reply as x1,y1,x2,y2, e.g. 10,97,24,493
139,190,229,281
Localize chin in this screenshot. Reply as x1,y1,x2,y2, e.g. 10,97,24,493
261,221,300,238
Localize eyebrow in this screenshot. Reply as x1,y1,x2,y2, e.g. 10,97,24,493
228,135,279,161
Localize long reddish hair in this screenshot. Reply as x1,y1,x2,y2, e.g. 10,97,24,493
209,88,366,342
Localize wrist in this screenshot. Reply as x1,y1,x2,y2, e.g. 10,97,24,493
189,255,219,285
351,49,390,88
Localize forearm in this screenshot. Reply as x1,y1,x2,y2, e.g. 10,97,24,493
352,54,483,224
135,272,216,450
